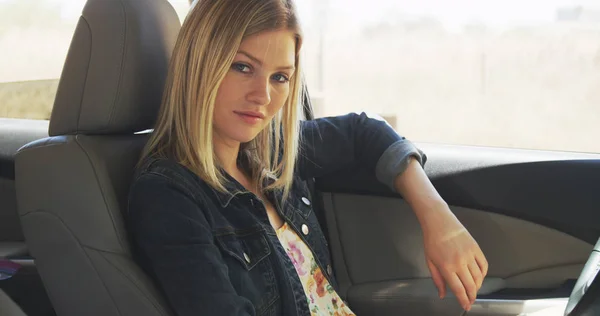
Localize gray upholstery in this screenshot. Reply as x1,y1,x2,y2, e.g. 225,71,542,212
49,0,177,136
14,0,180,315
0,289,26,316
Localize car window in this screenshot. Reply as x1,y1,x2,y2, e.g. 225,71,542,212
0,0,189,121
2,0,598,154
301,0,600,153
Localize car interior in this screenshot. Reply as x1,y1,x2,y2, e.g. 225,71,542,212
0,0,599,316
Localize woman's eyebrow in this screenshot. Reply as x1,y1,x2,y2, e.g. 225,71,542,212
238,50,295,71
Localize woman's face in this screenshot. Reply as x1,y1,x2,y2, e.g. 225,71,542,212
213,30,296,146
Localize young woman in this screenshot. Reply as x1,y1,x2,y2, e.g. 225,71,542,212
126,0,488,315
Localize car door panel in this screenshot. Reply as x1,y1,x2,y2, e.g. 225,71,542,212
324,194,590,286
0,118,49,255
317,143,600,316
0,118,54,316
319,144,600,244
0,177,23,244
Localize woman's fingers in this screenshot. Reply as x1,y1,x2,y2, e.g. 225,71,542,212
443,269,471,311
476,251,489,277
457,264,478,307
468,261,483,297
427,259,447,299
421,220,489,311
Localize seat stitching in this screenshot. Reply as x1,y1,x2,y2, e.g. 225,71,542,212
73,15,93,135
74,135,128,252
104,0,128,133
21,210,123,316
95,249,171,315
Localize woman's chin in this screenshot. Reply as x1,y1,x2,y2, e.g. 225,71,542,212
234,133,259,144
214,128,260,145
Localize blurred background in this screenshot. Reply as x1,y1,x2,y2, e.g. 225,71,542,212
2,0,600,153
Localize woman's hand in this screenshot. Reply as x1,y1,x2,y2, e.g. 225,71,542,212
421,210,488,311
392,157,488,311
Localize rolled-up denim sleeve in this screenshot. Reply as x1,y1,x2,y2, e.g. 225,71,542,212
298,112,426,190
375,138,426,191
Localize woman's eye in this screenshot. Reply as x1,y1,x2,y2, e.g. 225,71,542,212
272,74,289,83
232,63,251,73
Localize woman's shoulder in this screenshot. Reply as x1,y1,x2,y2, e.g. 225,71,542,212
134,156,201,185
127,157,213,222
135,156,188,178
129,157,205,204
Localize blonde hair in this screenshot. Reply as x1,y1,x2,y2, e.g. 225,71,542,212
141,0,303,199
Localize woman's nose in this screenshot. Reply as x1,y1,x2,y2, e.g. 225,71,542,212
247,77,271,106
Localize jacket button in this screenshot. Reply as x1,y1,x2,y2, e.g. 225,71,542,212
302,224,309,235
301,197,311,206
327,265,333,276
243,252,251,263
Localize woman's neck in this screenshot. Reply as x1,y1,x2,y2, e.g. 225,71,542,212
213,134,241,177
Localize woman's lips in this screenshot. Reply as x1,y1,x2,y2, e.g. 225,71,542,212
234,111,264,125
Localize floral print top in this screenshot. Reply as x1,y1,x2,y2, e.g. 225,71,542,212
276,222,356,316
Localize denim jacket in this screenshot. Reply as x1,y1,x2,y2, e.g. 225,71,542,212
126,112,426,316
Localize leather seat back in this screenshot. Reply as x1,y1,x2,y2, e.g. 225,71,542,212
14,0,180,315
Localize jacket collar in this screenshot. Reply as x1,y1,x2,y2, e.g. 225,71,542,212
210,170,279,208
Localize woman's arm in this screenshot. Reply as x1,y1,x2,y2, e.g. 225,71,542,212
394,158,488,312
298,112,425,184
127,174,255,316
300,112,487,311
